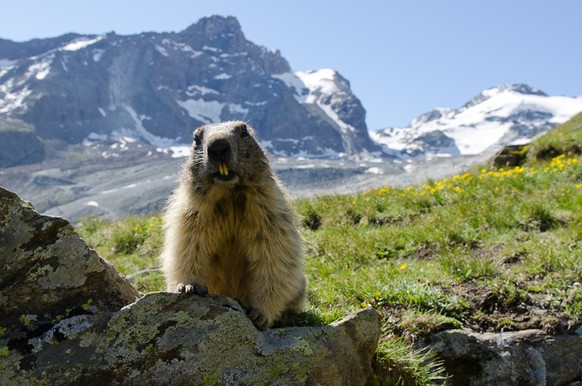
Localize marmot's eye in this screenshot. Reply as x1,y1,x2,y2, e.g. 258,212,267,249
239,124,249,138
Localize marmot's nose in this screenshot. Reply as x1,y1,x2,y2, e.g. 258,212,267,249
208,138,231,162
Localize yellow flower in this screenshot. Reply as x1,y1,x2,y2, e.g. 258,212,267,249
576,184,582,189
375,291,382,298
377,186,389,196
400,263,407,270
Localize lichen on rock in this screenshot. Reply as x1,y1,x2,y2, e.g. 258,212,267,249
0,186,381,385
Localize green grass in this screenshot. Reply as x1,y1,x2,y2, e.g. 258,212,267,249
77,112,582,385
0,118,35,133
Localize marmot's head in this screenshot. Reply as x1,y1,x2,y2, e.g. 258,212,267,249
188,121,268,188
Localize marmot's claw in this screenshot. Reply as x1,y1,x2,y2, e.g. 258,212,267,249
177,282,208,296
236,299,269,331
250,311,269,331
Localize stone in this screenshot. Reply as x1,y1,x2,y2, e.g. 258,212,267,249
0,186,140,335
0,186,381,385
0,130,45,168
492,144,528,168
424,328,582,385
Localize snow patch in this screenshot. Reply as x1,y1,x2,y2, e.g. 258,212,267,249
0,78,33,114
101,183,137,195
202,45,220,53
62,36,104,51
365,167,383,175
155,45,169,57
168,145,191,158
187,85,219,96
228,103,249,116
161,39,202,58
272,72,308,100
84,106,177,148
296,69,339,104
120,104,176,148
28,59,52,80
176,98,223,123
93,49,105,62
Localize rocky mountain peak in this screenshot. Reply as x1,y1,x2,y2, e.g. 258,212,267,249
492,83,547,96
181,16,244,50
410,107,451,127
0,16,374,166
463,83,548,111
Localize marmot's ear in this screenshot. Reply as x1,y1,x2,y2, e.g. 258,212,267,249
193,127,205,146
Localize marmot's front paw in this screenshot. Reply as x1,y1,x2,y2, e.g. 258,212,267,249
236,299,269,331
177,282,208,296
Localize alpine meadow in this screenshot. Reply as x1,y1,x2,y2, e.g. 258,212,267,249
77,112,582,384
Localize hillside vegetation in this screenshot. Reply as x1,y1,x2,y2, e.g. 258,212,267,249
78,112,582,385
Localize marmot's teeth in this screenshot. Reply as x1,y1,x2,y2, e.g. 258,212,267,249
219,163,229,176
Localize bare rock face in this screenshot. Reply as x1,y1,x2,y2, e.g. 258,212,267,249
0,130,45,167
0,186,381,385
424,328,582,386
0,186,140,338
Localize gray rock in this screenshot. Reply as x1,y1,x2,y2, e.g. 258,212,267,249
0,186,140,333
424,328,582,386
0,186,381,385
492,144,528,168
0,119,45,167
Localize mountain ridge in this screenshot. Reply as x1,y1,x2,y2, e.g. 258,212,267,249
0,15,375,167
2,16,582,170
371,83,582,158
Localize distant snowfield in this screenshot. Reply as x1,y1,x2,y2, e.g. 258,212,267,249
81,84,582,162
371,86,582,156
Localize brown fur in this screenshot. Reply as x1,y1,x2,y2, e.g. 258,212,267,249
160,121,306,329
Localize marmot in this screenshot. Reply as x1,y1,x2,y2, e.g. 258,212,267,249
160,121,307,330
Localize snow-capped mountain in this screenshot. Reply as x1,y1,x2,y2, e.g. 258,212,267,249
273,68,377,156
371,84,582,158
0,16,375,167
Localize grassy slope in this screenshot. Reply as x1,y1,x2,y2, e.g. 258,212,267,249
78,112,582,385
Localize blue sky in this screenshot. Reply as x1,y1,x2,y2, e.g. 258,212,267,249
1,1,581,130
